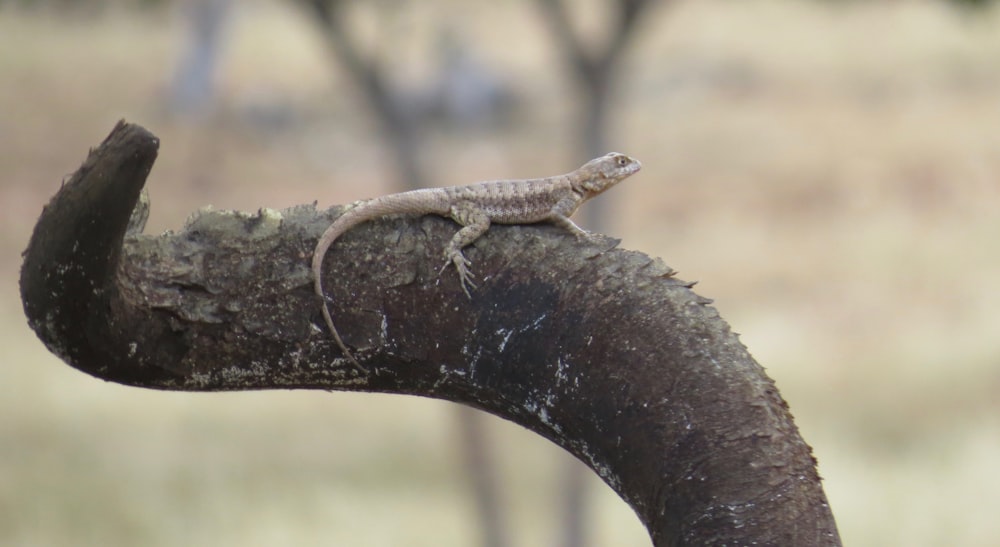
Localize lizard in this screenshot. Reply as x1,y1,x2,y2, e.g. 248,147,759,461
312,152,642,373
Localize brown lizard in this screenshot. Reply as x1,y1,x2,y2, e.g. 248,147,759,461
312,152,642,372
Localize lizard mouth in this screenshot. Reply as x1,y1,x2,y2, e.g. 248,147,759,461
620,160,641,177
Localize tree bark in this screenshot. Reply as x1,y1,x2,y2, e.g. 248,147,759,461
20,122,841,547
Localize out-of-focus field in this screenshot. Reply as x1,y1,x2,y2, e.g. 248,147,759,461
2,0,999,545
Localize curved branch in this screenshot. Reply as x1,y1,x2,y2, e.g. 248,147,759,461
20,121,159,382
20,122,841,546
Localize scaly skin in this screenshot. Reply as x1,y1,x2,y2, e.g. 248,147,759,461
312,152,642,372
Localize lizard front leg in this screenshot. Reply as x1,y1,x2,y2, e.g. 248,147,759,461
444,205,491,297
549,196,591,238
550,214,589,238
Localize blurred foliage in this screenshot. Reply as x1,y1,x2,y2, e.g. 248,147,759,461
818,0,995,6
951,0,995,7
0,0,166,9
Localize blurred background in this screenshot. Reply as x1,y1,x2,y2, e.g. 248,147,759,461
2,0,999,545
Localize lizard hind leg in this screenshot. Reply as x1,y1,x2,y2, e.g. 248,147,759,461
439,248,477,298
440,207,490,298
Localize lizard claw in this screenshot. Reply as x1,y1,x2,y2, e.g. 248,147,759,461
458,280,475,299
440,251,476,299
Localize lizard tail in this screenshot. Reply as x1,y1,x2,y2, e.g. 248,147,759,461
318,287,366,373
312,188,448,374
313,208,371,374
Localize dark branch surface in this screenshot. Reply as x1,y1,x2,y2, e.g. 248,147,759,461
20,122,841,546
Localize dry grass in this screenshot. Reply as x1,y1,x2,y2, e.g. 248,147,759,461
2,0,999,545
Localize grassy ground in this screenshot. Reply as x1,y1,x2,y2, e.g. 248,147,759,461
2,0,999,545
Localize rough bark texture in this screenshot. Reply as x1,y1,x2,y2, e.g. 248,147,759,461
20,122,841,546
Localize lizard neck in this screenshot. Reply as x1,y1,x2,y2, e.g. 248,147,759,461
570,170,615,200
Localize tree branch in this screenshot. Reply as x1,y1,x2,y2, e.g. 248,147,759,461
20,122,841,546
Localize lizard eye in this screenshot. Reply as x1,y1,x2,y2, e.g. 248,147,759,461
616,156,627,166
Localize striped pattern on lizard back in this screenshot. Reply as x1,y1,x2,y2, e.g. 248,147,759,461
312,152,642,373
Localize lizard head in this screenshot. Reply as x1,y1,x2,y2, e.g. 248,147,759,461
576,152,642,195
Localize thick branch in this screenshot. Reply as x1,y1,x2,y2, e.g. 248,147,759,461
20,121,159,381
20,123,841,546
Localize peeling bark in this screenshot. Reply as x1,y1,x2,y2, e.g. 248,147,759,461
20,122,841,546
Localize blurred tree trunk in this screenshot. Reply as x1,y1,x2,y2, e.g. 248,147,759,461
536,0,659,231
303,0,428,189
169,0,232,118
456,407,510,547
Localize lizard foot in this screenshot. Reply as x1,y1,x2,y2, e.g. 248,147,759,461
440,251,477,298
